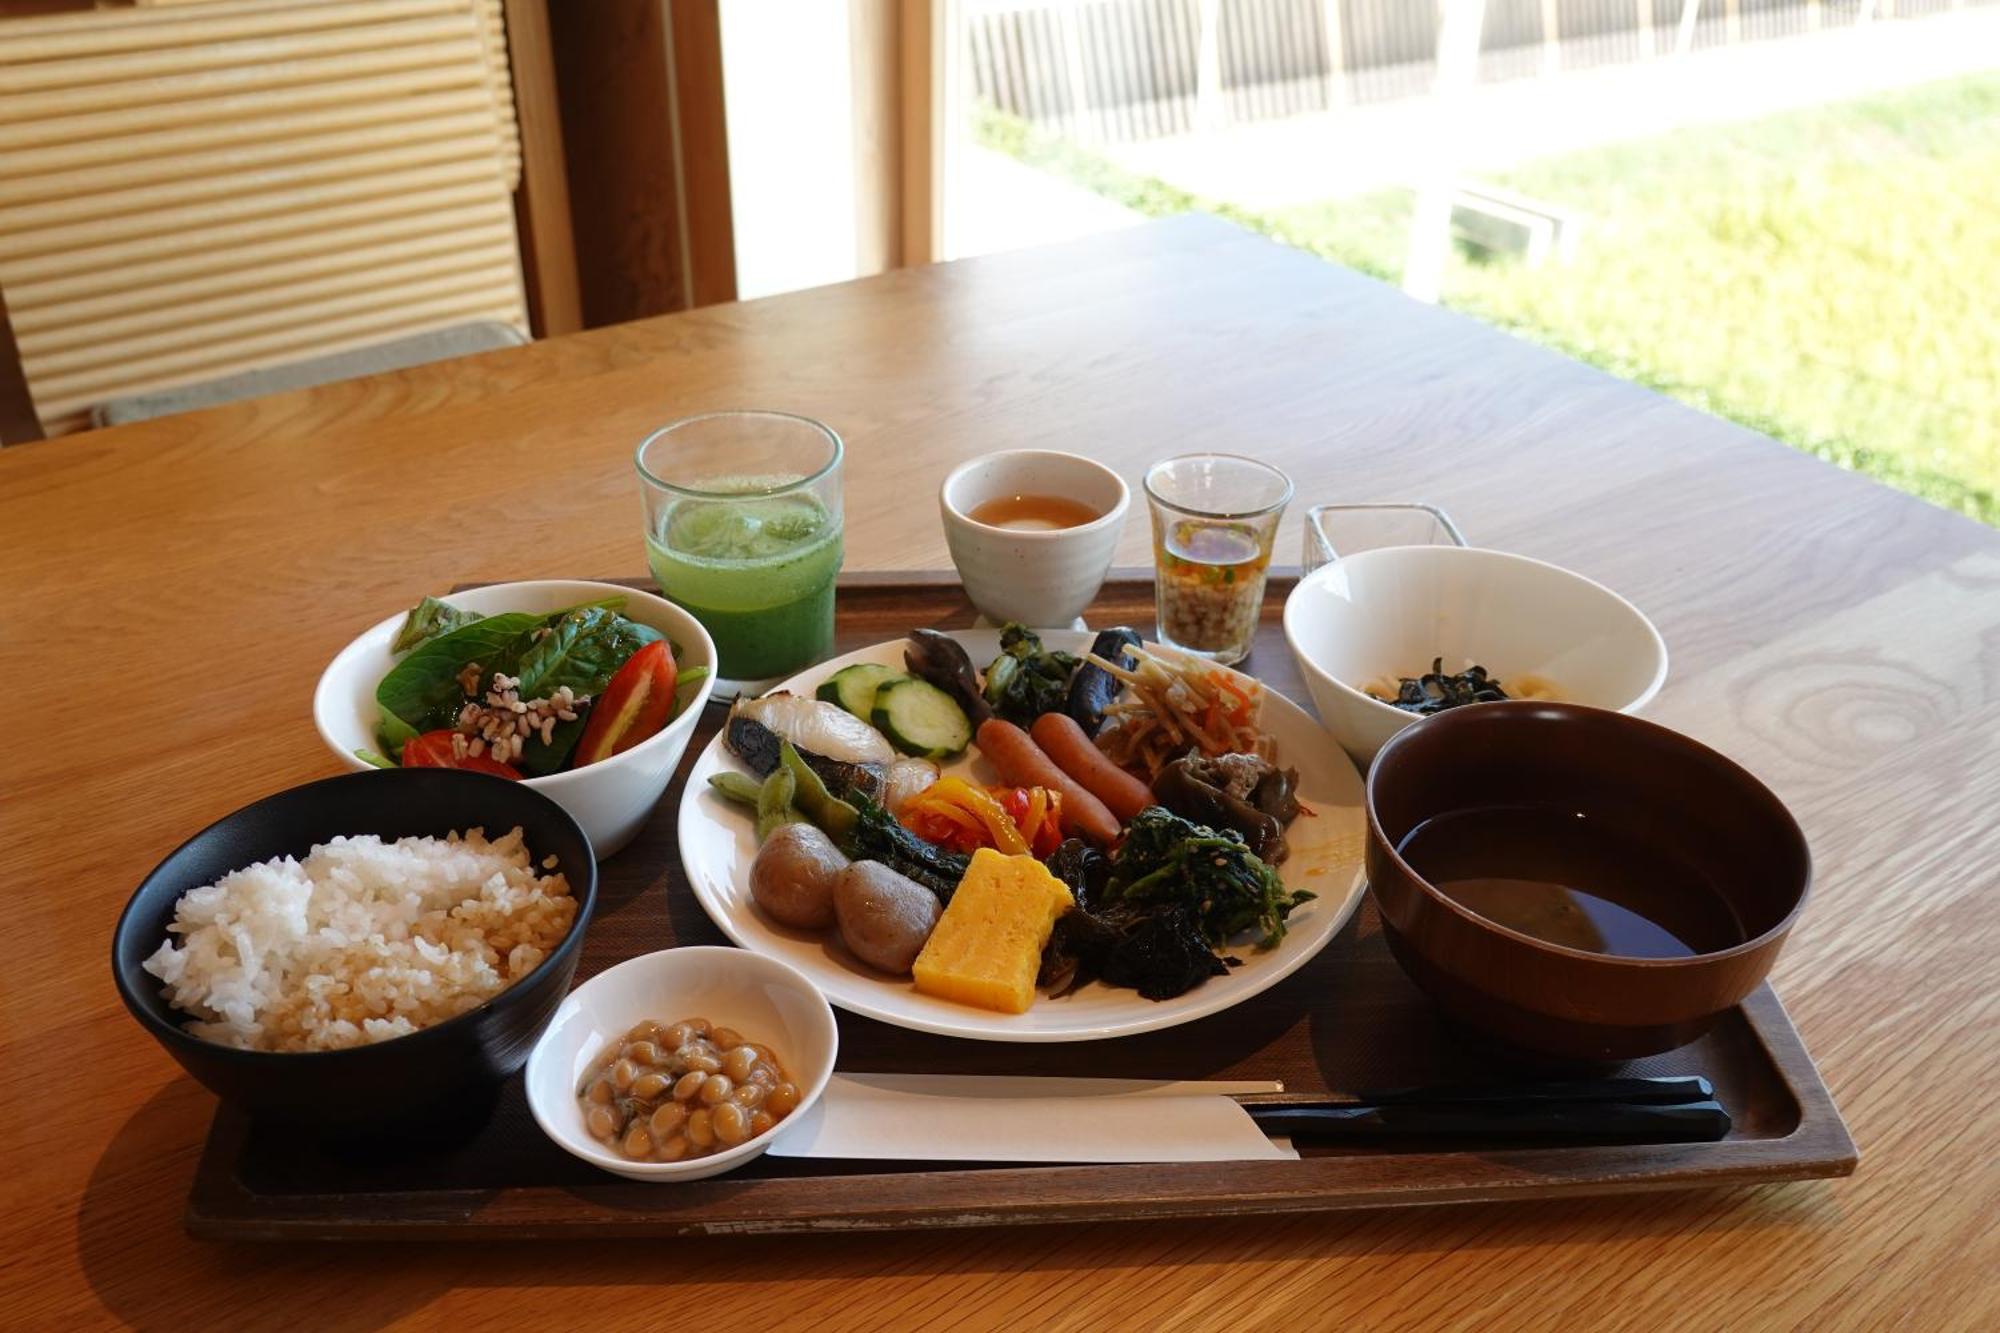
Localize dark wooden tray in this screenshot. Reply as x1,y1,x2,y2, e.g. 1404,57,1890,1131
186,572,1856,1240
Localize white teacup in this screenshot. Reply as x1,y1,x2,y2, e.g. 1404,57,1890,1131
940,450,1129,627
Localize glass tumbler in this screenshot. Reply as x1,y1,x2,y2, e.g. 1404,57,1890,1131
1144,454,1293,666
1302,502,1466,573
637,411,844,687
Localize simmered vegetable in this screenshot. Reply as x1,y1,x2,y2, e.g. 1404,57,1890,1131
722,745,965,897
750,822,847,928
981,623,1078,725
834,861,940,974
882,757,941,813
900,778,1065,857
1099,907,1232,1001
1064,626,1141,736
1151,752,1298,863
780,741,859,843
844,793,971,902
707,770,765,807
903,630,991,725
1106,807,1313,949
755,766,802,842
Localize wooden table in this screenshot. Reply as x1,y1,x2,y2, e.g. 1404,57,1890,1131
3,217,1994,1329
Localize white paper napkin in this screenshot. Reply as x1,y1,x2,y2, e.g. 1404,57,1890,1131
767,1073,1299,1163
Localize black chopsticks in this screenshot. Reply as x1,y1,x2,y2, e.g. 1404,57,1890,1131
1242,1074,1730,1145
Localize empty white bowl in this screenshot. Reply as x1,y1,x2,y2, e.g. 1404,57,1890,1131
1283,546,1667,768
313,579,717,858
524,947,838,1182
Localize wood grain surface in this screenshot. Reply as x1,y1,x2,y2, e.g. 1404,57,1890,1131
2,216,1994,1329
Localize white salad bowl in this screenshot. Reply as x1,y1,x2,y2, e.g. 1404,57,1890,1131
1283,545,1667,769
313,579,716,858
524,947,838,1182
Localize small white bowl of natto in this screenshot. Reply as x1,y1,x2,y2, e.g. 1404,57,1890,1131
315,580,717,859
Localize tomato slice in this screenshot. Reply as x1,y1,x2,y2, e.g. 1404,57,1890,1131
573,640,678,767
400,729,523,779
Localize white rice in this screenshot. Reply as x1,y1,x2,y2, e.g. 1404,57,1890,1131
142,826,576,1053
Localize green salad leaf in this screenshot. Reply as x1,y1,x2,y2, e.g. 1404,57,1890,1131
490,605,662,702
389,596,484,654
374,709,422,761
515,715,590,776
376,612,542,736
372,595,670,772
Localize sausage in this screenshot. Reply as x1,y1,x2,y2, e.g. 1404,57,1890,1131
976,718,1122,846
1031,712,1153,823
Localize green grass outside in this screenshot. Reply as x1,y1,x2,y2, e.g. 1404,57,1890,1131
974,75,2000,525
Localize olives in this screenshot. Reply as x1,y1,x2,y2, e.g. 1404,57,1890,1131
577,1018,799,1163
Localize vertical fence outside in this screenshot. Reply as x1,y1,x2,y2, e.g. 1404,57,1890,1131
965,0,1998,140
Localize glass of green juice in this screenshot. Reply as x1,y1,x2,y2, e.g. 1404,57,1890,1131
636,411,844,687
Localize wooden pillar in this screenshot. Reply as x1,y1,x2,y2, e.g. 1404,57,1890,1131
898,0,945,266
0,284,42,444
545,0,735,326
503,0,582,336
852,0,902,275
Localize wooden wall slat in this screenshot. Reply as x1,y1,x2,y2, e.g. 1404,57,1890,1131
0,62,481,152
19,231,520,345
0,133,504,238
0,0,526,432
4,182,510,286
0,35,489,123
0,110,503,209
0,0,434,38
3,85,494,177
0,0,463,62
32,288,524,419
26,258,523,376
0,15,474,92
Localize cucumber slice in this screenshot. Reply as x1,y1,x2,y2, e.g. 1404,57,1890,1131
817,662,903,718
871,676,973,758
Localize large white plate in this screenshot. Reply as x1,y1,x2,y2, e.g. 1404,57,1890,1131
677,631,1367,1042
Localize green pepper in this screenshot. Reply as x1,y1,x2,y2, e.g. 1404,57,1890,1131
780,741,858,841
